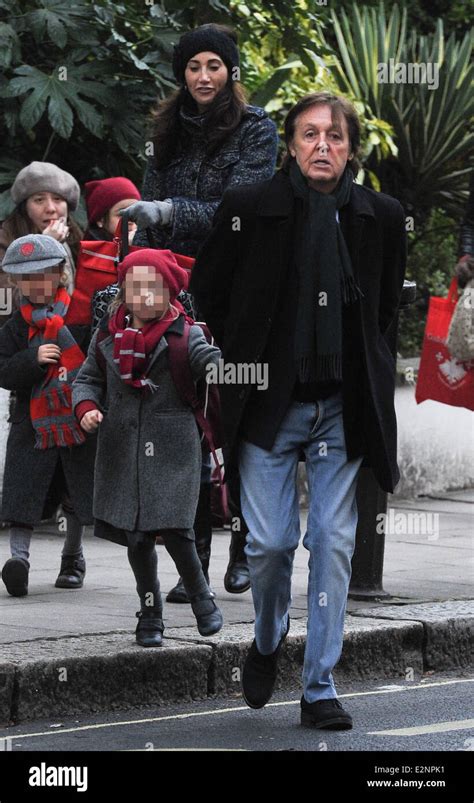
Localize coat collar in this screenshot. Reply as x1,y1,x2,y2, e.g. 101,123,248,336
256,167,376,220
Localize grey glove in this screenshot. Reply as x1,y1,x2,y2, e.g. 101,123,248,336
119,199,174,228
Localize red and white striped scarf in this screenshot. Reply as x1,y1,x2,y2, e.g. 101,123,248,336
108,302,186,391
20,287,87,449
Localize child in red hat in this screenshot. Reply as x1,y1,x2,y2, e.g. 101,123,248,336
84,178,141,330
84,177,141,244
72,249,223,646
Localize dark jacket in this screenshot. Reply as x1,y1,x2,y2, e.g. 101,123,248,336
0,312,96,525
190,169,407,493
134,104,279,257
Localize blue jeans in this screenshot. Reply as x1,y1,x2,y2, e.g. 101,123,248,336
238,391,363,702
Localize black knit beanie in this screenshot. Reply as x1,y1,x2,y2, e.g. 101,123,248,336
172,24,240,86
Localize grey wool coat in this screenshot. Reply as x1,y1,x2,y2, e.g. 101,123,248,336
133,104,278,257
71,315,221,538
0,312,96,525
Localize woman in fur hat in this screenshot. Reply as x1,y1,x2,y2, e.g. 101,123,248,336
0,162,83,317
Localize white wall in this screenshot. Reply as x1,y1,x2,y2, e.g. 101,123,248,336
394,384,474,497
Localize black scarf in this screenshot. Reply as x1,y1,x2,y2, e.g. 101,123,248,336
289,158,362,383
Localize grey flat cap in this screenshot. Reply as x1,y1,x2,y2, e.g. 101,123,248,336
2,234,67,274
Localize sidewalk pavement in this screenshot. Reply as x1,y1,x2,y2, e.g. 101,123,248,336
0,491,472,725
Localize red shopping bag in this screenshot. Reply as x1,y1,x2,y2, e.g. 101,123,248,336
67,220,194,324
415,279,474,411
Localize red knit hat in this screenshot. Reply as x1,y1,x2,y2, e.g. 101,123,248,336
117,249,189,300
84,177,141,223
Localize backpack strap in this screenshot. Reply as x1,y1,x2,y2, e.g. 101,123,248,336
167,322,227,509
167,321,216,453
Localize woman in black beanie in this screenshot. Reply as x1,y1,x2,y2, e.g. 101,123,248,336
120,23,279,602
128,23,278,254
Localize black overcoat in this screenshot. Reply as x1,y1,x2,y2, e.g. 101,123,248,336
190,168,407,493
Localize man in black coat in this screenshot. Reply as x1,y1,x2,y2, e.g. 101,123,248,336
190,92,407,729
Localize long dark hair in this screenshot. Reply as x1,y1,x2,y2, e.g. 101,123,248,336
151,53,248,169
1,201,83,262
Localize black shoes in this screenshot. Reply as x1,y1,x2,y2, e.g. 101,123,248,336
166,575,216,603
190,593,223,636
166,576,189,603
300,696,353,730
242,617,290,709
135,609,164,647
2,557,29,597
224,531,250,594
2,555,86,595
55,554,86,589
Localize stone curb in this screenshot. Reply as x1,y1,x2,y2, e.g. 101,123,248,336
0,601,472,726
350,601,474,672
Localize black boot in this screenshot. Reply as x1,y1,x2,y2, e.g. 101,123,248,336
190,593,223,636
224,529,250,594
167,483,215,603
135,609,164,647
55,554,86,589
2,557,29,597
166,570,216,603
166,575,190,603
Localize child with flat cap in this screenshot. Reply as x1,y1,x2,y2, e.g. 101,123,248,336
0,234,96,597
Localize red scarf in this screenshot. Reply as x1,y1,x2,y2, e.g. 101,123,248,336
108,301,188,391
20,287,87,449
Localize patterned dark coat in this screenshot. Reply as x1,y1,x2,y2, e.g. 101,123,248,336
133,104,279,257
0,312,96,525
72,315,220,538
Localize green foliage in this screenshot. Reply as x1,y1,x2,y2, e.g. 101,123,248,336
325,3,474,223
229,0,398,171
317,0,473,38
0,0,184,218
0,0,400,218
